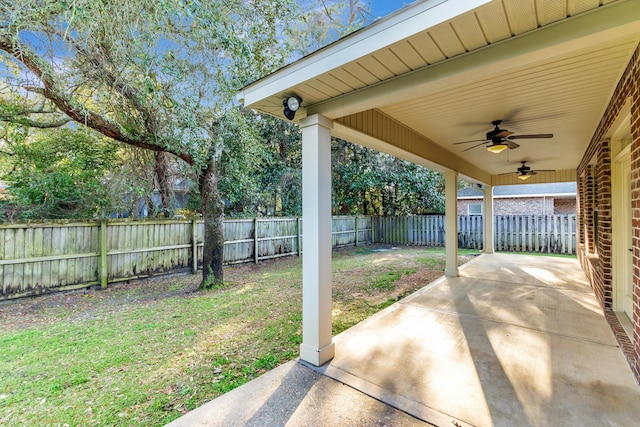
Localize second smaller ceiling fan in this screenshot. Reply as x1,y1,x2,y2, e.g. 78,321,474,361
499,161,554,180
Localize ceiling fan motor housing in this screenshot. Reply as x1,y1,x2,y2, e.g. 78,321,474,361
517,162,531,174
487,127,501,140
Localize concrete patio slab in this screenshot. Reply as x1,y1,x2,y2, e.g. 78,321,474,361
167,253,640,427
406,276,615,345
166,360,429,427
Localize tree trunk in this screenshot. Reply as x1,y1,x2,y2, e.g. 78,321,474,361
199,159,225,288
154,151,173,216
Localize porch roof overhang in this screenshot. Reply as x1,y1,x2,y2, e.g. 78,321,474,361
237,0,640,186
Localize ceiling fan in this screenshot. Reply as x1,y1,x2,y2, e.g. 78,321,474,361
499,161,554,180
454,120,554,153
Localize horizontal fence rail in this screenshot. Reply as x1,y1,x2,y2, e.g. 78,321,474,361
0,214,573,300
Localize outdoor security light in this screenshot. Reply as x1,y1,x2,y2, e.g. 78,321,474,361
283,95,302,120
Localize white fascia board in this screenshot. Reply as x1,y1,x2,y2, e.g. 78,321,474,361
236,0,491,106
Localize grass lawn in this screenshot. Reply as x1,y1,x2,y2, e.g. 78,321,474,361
0,245,479,426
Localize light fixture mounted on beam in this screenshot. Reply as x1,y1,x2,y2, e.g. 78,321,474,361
283,95,302,120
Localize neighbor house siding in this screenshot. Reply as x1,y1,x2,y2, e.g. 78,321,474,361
577,43,639,381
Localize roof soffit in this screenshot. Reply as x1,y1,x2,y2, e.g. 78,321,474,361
237,0,639,185
307,0,640,119
237,0,491,109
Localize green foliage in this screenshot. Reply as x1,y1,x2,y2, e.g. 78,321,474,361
255,115,302,216
332,139,445,215
0,0,307,195
216,108,267,216
1,128,118,219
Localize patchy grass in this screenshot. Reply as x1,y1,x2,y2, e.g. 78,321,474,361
0,245,478,426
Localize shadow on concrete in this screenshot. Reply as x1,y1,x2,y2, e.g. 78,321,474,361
243,362,317,426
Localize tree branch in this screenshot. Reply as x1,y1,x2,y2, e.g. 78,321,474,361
55,29,159,133
0,114,71,128
0,32,195,165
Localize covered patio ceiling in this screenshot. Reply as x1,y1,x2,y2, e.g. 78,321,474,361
238,0,640,185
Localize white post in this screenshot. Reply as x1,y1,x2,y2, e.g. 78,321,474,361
299,114,335,366
483,184,494,254
445,170,459,277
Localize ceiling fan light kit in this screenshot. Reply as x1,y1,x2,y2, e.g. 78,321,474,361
487,144,508,153
454,120,553,154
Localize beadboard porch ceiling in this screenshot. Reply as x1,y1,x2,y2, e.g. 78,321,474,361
238,0,640,185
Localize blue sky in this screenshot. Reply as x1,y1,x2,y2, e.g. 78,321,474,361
369,1,412,21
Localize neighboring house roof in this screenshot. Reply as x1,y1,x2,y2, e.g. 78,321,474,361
458,182,576,199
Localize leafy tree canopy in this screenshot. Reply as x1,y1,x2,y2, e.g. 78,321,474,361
0,0,375,285
1,127,118,219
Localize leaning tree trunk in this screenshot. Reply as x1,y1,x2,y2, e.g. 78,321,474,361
199,159,225,288
154,151,173,216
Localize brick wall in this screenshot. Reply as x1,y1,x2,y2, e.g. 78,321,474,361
631,47,640,382
458,197,575,215
554,198,576,214
457,199,480,216
578,43,639,381
495,197,546,215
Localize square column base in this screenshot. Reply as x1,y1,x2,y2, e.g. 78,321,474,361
445,267,459,277
300,342,335,366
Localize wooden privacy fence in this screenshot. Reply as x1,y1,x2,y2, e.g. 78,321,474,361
0,216,373,299
374,214,576,254
494,214,576,254
0,215,574,300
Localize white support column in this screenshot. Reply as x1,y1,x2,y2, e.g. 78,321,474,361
483,184,494,254
299,114,335,366
445,170,459,277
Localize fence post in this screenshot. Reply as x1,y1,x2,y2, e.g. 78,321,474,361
568,215,574,254
297,217,302,256
191,219,198,273
254,217,259,264
371,216,376,244
100,220,108,289
354,216,359,247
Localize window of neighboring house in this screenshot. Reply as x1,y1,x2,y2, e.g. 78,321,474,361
468,203,482,215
